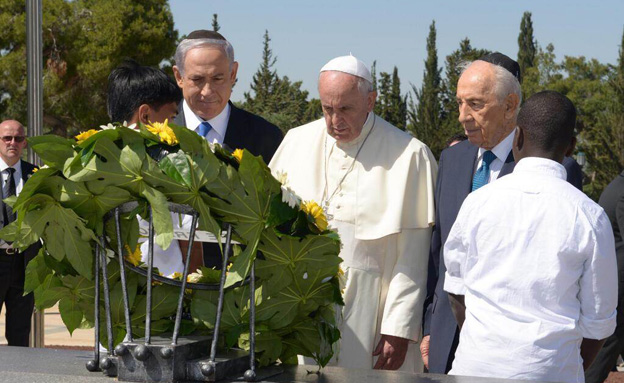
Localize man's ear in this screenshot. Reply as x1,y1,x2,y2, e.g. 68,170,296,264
229,61,239,83
504,93,520,120
137,104,151,125
565,136,577,157
367,90,377,113
514,126,524,152
172,65,184,88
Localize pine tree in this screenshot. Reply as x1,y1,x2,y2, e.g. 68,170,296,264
390,67,407,130
408,21,442,153
211,14,220,32
243,30,278,113
517,12,536,78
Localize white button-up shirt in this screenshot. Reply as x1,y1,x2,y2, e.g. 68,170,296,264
444,157,617,383
182,100,230,145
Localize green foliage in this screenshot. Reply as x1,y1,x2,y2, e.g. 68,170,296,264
0,0,177,136
375,67,407,130
408,21,443,155
6,122,342,367
517,11,536,81
241,30,316,132
211,13,220,32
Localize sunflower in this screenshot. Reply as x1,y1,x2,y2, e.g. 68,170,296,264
145,119,178,145
75,129,99,144
232,148,244,163
302,200,328,232
124,245,142,266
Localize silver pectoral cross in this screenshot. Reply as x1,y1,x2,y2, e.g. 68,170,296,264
322,200,334,221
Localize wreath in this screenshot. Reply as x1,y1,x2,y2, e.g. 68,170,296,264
0,120,343,367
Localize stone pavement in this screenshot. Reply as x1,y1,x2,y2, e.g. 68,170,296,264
0,304,94,348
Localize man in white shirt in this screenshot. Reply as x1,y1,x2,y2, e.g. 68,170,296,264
443,90,618,382
423,52,584,374
269,55,437,371
0,120,40,346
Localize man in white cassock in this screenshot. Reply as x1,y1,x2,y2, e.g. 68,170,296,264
269,55,437,371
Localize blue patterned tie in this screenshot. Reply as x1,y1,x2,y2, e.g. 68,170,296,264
471,150,497,191
197,121,212,138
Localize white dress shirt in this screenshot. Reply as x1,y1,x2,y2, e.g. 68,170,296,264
474,129,515,182
444,157,617,383
182,100,230,144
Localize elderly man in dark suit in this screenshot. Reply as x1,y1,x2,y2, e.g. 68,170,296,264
421,52,584,373
0,120,40,346
585,171,624,383
171,30,283,268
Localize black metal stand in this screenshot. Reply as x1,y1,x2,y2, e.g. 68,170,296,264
87,202,269,382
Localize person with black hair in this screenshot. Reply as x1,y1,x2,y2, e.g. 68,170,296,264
442,91,617,382
107,59,182,125
446,133,468,148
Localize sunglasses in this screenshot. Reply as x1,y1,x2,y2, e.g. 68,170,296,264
0,136,26,143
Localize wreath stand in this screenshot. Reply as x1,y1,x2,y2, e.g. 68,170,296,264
84,201,282,382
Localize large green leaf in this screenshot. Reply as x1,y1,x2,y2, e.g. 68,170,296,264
34,274,68,310
140,185,173,249
256,230,341,295
190,290,219,330
59,296,84,335
131,285,178,324
238,330,282,367
28,135,76,169
24,248,50,294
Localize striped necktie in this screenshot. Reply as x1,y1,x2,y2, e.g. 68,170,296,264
3,167,16,224
471,150,497,191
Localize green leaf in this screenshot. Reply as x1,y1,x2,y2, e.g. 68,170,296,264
13,168,62,212
110,277,137,324
131,285,178,324
191,290,219,330
256,230,341,295
225,234,260,288
159,150,193,187
238,330,282,367
28,135,76,169
59,296,84,335
24,248,50,294
140,185,173,249
34,274,68,310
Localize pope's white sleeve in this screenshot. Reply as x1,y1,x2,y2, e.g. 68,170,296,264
380,227,431,342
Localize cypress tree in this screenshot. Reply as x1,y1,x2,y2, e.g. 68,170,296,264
243,30,278,113
211,14,220,32
517,12,536,77
409,21,442,149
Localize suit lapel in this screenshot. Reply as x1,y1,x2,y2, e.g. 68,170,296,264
223,102,244,149
499,150,516,177
173,101,186,128
456,142,479,198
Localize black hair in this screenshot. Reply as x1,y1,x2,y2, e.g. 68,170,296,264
446,133,468,147
516,90,576,153
107,59,182,123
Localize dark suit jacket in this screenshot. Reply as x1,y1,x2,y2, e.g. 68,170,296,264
0,160,40,266
173,101,283,267
598,172,624,317
172,101,283,164
424,140,584,374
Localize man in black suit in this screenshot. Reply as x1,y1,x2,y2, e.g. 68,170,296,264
171,29,282,163
0,120,40,346
585,172,624,383
421,53,584,373
171,30,283,268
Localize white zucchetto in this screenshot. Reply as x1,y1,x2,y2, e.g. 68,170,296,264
320,54,373,83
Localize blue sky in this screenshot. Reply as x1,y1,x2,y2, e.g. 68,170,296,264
169,0,624,102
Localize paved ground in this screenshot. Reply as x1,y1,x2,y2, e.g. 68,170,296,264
2,306,624,381
0,305,94,348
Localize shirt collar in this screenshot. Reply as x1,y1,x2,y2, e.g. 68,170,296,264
514,157,567,180
0,157,21,174
336,112,374,149
183,100,231,139
478,129,515,163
